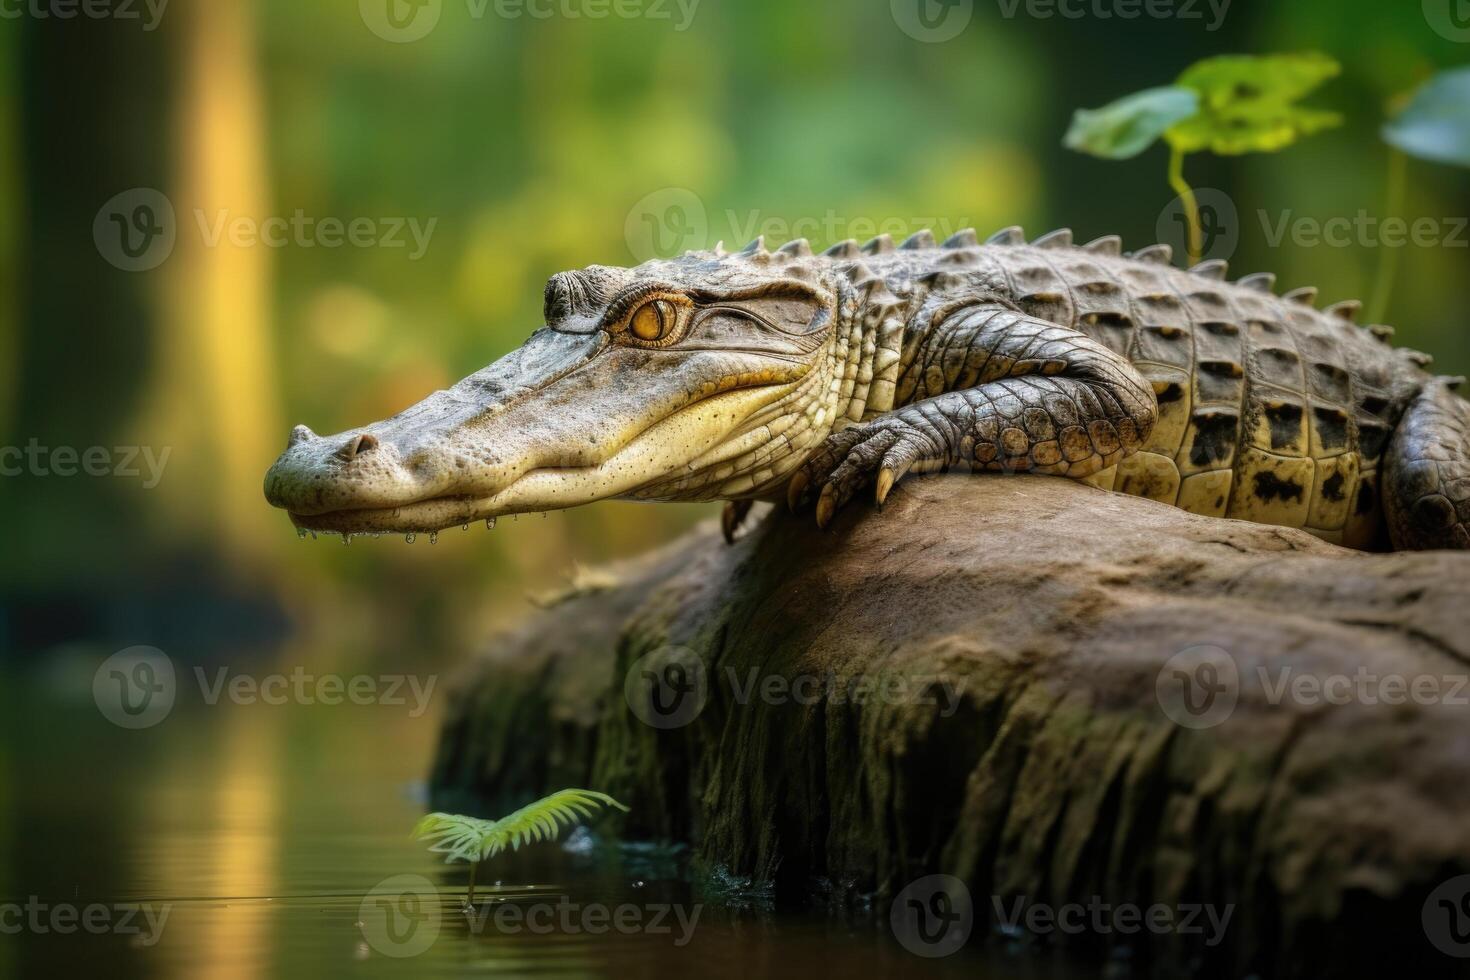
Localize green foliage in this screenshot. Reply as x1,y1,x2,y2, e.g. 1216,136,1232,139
1383,67,1470,169
1063,87,1200,160
1166,52,1343,155
413,789,629,864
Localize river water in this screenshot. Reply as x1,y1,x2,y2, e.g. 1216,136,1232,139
1,639,1089,979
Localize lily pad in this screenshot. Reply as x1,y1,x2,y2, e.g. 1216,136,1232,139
1383,68,1470,169
1063,87,1200,160
1167,52,1342,156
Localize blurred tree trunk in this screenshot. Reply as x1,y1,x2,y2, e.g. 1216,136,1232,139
140,0,281,562
7,14,172,587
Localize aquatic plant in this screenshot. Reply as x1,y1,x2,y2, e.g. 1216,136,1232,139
1064,52,1342,265
413,789,629,907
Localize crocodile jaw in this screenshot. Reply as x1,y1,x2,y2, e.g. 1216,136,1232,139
277,383,796,534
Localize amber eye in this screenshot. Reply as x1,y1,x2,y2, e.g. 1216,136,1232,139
630,299,678,342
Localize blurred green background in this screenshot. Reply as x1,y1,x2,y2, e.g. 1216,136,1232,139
2,0,1468,648
0,2,1466,977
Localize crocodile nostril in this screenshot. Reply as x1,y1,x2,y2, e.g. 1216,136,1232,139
337,433,380,461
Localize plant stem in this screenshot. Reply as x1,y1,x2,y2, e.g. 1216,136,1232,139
1167,145,1203,266
467,860,478,909
1367,147,1408,325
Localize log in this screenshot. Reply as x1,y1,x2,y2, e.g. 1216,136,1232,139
430,475,1470,977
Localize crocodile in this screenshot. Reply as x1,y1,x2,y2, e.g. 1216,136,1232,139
264,227,1470,551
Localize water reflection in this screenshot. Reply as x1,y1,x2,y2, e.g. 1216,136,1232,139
6,642,1083,979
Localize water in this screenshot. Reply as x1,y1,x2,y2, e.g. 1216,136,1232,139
0,642,1086,979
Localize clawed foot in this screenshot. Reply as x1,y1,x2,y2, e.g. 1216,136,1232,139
721,499,754,545
786,420,941,529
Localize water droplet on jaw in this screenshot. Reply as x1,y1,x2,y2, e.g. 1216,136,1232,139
297,529,306,540
485,518,496,530
341,533,352,545
461,523,469,531
428,531,438,545
405,533,416,544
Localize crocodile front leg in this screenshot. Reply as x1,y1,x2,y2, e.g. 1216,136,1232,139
787,304,1158,528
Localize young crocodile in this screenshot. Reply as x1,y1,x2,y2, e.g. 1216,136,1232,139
264,227,1469,551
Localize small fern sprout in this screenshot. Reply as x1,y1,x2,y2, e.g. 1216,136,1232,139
413,789,630,908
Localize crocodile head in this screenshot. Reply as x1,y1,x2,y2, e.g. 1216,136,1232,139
265,249,842,535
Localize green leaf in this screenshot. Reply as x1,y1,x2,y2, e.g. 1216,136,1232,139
1383,68,1470,169
1166,52,1343,156
1063,87,1200,160
413,789,629,864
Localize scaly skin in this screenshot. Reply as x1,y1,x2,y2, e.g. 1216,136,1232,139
264,226,1470,551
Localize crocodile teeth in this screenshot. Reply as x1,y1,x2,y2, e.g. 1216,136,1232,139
823,239,861,258
1032,228,1073,249
862,234,895,255
1190,259,1229,280
712,240,727,257
943,228,978,248
1283,286,1318,306
1237,272,1276,293
778,238,813,257
739,236,767,256
900,229,936,250
1326,300,1361,322
1130,243,1173,265
1082,235,1122,255
986,225,1024,246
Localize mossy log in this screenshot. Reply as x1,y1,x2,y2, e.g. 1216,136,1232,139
431,475,1470,977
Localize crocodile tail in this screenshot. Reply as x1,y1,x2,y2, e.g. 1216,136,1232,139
1384,376,1470,550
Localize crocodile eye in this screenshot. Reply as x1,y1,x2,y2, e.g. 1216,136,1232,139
630,299,678,342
